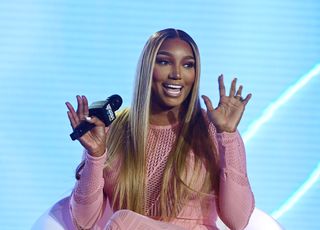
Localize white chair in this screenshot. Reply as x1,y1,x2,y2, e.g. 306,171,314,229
245,208,283,230
216,207,283,230
32,196,284,230
31,196,75,230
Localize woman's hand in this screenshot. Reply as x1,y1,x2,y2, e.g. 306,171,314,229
202,75,252,133
66,95,106,157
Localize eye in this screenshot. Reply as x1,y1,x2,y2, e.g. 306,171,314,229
183,62,195,68
156,59,169,65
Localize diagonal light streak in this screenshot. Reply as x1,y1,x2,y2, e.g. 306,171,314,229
242,63,320,219
271,162,320,219
243,63,320,144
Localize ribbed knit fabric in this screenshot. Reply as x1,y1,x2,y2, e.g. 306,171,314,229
70,116,254,230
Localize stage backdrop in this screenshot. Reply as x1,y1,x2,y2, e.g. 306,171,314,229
0,1,319,229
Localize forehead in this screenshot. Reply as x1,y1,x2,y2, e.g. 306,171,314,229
158,38,194,56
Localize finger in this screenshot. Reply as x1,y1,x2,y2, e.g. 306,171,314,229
201,95,215,112
76,95,86,120
76,95,82,113
218,74,226,98
229,78,237,97
67,111,77,129
82,95,89,117
66,101,80,125
235,85,243,96
242,93,252,106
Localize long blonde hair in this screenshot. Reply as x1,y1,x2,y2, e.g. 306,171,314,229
105,28,220,218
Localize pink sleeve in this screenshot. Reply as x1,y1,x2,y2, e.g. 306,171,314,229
210,124,255,230
69,150,107,229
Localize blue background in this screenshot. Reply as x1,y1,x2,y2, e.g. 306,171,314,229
0,1,319,229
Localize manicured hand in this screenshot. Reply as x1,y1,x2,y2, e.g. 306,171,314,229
202,75,252,133
66,95,106,157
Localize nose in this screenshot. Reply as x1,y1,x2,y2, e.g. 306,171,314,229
169,65,181,80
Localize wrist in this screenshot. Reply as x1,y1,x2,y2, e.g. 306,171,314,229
88,148,105,157
215,125,236,133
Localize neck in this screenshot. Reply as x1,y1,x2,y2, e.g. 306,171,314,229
149,106,184,126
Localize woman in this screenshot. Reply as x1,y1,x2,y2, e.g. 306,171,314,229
66,28,254,230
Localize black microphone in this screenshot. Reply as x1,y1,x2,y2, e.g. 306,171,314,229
70,94,122,141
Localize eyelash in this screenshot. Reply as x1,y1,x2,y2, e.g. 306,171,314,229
156,59,169,65
156,59,195,68
184,62,194,68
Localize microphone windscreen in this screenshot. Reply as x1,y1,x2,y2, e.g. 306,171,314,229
108,94,122,110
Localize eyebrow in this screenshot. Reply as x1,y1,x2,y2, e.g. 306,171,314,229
157,51,195,60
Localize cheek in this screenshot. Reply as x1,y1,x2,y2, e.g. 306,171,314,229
151,70,162,91
185,71,196,85
152,68,158,81
184,72,196,95
152,66,166,81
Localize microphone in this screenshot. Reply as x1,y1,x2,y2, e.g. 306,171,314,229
70,94,122,141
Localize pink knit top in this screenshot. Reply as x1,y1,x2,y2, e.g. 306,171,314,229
70,118,255,230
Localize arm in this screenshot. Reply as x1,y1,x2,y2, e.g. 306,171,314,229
70,150,107,229
202,75,255,229
66,95,109,228
216,130,254,230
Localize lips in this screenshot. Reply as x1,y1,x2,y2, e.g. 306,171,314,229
162,83,183,97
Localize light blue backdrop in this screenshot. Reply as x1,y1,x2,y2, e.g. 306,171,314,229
0,1,319,229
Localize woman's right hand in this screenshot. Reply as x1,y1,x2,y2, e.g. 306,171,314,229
66,95,106,157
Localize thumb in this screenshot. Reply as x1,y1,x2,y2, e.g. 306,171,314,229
201,95,219,123
201,95,215,113
85,116,105,127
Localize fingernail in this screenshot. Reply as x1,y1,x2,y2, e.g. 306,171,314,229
85,116,92,121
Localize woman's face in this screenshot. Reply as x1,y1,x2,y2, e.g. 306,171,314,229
151,38,196,112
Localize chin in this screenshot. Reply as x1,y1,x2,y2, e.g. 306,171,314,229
164,97,183,106
152,92,190,112
161,98,188,111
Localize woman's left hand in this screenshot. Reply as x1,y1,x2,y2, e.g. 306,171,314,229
202,74,252,133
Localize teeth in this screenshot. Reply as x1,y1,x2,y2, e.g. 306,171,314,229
163,84,182,97
165,84,182,89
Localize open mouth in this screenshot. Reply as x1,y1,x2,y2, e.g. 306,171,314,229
163,83,183,97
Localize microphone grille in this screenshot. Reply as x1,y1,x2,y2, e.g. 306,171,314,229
108,94,123,110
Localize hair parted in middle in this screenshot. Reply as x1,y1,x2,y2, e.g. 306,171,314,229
105,28,220,219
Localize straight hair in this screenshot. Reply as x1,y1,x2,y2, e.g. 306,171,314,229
105,28,220,219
